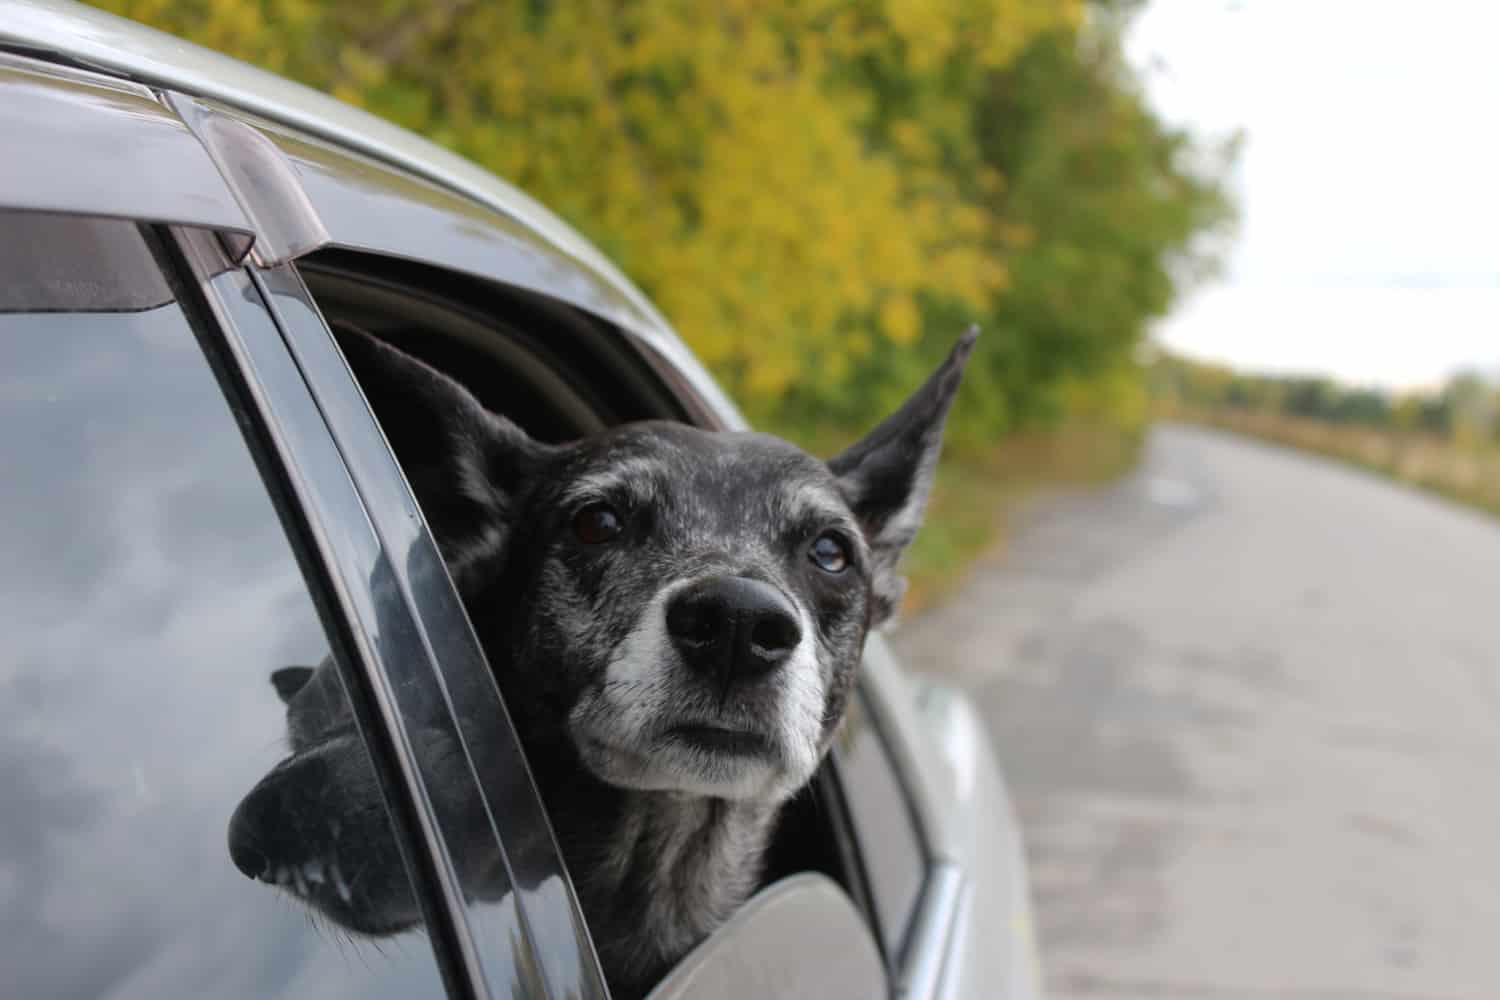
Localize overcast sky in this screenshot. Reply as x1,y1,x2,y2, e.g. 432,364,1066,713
1126,1,1500,389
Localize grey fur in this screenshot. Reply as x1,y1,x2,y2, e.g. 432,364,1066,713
227,324,975,998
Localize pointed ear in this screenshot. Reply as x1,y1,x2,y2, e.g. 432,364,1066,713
270,666,315,705
830,327,978,626
334,323,552,580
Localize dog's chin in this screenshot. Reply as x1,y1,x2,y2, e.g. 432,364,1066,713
571,722,809,802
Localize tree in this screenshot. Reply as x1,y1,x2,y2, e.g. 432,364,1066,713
962,11,1237,439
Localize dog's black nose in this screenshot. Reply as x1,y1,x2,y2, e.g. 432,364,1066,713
227,755,330,884
666,576,802,687
228,790,278,882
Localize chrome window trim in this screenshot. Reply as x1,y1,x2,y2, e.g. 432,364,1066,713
252,263,611,1000
163,226,496,1000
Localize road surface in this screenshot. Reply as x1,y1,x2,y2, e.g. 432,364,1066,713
893,423,1500,1000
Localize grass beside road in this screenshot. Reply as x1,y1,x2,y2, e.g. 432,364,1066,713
901,423,1143,612
1165,405,1500,521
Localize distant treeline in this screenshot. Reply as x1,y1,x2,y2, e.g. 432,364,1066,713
1151,352,1500,446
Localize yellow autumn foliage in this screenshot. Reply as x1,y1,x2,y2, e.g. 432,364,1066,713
91,0,1077,418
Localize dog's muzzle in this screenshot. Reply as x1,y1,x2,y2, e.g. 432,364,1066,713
664,575,802,696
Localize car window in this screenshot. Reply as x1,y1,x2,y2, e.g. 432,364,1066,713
0,215,447,999
833,686,928,960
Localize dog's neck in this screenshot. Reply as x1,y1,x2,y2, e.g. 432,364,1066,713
560,785,776,995
507,708,778,996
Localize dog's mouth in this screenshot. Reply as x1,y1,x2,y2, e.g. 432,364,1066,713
664,724,773,758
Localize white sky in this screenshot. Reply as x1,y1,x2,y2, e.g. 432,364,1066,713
1126,0,1500,389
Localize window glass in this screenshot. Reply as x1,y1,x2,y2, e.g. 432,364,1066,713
833,687,927,957
0,227,447,998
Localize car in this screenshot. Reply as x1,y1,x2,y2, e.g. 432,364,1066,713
0,3,1041,998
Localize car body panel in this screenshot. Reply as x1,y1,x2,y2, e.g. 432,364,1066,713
860,637,1041,999
912,680,1043,1000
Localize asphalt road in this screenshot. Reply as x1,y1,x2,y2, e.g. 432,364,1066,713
893,423,1500,1000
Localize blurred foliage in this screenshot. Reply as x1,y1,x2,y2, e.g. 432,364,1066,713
94,0,1234,458
1151,351,1500,446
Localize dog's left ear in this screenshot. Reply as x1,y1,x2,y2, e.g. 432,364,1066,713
830,327,978,625
334,323,554,575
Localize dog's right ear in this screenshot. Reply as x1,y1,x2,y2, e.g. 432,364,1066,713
829,327,977,626
334,323,553,574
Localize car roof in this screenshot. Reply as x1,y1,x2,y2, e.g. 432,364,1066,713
0,0,670,340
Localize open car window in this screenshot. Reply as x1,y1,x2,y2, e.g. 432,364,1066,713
299,249,694,438
293,251,897,984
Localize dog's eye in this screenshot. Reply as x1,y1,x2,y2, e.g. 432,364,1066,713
573,502,623,544
809,532,851,574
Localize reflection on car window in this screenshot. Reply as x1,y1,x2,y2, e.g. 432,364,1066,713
0,261,446,996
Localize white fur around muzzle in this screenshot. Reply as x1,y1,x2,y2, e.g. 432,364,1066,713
568,580,827,802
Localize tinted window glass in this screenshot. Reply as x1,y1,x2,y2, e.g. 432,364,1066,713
0,229,446,998
834,688,926,957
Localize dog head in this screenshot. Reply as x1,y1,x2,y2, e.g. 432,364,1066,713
340,325,976,803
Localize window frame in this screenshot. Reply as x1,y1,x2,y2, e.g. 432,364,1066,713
157,225,498,999
227,252,612,1000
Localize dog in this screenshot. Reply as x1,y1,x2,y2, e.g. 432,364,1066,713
228,322,976,996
